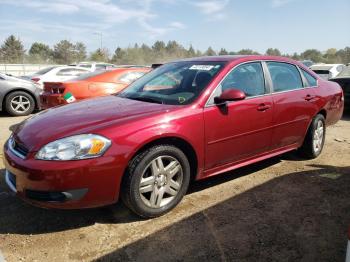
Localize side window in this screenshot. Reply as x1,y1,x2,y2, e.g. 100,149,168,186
220,62,266,97
301,69,317,87
267,62,303,92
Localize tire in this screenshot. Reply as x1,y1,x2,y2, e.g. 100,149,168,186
121,145,191,218
5,91,35,116
298,114,326,159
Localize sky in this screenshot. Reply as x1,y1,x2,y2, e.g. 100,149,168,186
0,0,349,54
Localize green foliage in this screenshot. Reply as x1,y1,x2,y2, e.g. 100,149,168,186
0,35,25,63
28,42,52,63
52,40,87,64
0,35,350,65
89,48,109,62
266,48,281,56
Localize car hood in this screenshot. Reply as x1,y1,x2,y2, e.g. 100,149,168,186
12,96,177,151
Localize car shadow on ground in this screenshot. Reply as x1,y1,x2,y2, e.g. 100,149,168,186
95,164,350,262
0,156,284,235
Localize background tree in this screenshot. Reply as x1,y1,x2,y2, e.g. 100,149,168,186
0,35,25,63
52,40,75,64
219,48,228,55
237,49,260,55
28,42,52,63
205,47,216,56
265,48,281,56
89,48,109,62
300,49,324,63
73,42,87,62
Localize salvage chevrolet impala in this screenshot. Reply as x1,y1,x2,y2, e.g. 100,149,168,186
3,56,344,218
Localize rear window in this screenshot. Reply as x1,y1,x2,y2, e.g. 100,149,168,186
118,71,147,84
73,70,107,80
267,62,303,92
35,66,56,75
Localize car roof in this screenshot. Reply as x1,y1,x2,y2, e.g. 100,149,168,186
172,55,297,63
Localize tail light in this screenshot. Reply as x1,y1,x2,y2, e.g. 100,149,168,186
31,77,40,82
44,82,65,94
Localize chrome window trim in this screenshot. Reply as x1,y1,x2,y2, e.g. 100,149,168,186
8,136,26,159
205,59,320,108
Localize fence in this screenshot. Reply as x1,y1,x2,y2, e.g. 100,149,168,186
0,64,60,76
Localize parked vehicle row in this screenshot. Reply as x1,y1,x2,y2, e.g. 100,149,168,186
0,73,41,116
330,65,350,110
23,66,92,88
3,55,344,218
310,63,346,80
40,67,151,108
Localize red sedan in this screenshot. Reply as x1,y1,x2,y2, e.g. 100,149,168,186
3,56,344,218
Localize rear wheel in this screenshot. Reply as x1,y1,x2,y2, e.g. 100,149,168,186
298,114,326,159
5,91,35,116
121,145,190,218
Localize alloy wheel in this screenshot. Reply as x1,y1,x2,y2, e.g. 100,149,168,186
313,120,324,153
139,155,183,208
10,95,31,114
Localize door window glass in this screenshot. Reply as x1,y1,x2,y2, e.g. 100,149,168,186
220,62,266,97
267,62,303,92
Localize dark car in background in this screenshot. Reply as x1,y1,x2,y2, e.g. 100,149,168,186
0,73,41,116
330,65,350,110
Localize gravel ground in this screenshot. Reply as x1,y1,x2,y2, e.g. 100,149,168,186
0,111,349,262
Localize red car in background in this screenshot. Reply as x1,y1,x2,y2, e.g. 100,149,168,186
40,67,151,109
4,56,344,218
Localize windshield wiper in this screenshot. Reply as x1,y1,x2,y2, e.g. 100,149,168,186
124,95,163,104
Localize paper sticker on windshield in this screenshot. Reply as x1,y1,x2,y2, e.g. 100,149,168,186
189,65,214,71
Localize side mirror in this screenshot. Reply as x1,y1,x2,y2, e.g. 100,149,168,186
214,88,246,104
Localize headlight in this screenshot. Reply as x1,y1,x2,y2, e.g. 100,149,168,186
36,134,111,161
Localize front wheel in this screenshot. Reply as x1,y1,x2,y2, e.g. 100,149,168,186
298,114,326,159
121,145,191,218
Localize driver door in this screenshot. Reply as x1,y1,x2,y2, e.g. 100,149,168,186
203,62,274,170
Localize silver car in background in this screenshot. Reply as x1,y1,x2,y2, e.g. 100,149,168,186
0,73,41,116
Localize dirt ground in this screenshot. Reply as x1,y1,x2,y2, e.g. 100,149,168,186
0,111,349,262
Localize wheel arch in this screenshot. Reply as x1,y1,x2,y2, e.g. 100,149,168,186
124,136,199,182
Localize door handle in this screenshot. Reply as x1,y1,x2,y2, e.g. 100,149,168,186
257,103,271,111
304,94,315,101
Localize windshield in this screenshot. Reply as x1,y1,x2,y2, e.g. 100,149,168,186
118,61,225,105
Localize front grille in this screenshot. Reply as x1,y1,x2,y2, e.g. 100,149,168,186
13,140,29,157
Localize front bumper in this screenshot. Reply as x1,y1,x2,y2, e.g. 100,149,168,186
3,143,125,209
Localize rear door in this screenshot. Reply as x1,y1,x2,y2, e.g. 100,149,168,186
204,62,274,170
266,61,318,150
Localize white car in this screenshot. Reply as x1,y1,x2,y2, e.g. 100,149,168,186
310,64,346,80
26,66,91,88
76,62,116,71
